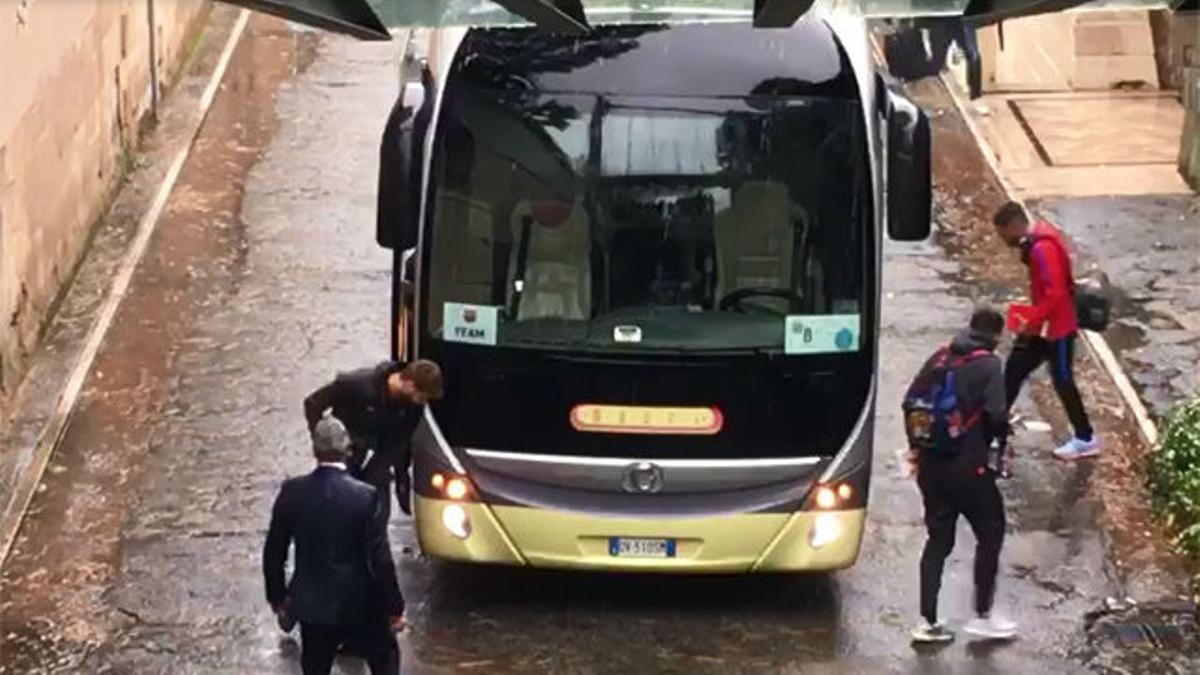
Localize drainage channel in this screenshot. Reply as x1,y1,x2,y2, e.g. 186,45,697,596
1080,598,1200,673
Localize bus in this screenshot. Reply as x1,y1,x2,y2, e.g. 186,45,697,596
384,3,932,573
224,0,935,572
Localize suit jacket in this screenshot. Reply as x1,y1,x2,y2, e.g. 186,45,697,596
263,466,405,627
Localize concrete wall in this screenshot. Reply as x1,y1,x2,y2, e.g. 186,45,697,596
0,0,209,398
1182,65,1200,191
1151,12,1200,90
979,9,1160,92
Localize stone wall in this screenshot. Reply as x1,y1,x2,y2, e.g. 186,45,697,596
0,0,209,399
978,10,1160,92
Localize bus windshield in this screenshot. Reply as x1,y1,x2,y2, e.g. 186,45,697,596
424,87,870,354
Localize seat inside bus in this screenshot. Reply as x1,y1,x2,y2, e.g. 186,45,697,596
713,180,804,312
505,196,592,321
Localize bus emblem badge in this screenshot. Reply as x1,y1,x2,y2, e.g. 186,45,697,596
622,462,664,494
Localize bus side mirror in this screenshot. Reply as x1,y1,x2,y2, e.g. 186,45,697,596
885,91,932,242
377,69,433,249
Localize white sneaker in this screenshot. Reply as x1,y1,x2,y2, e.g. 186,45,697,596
1053,436,1101,461
911,620,955,644
964,614,1018,640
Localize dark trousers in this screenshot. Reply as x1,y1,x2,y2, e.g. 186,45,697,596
300,621,399,675
1004,335,1094,441
917,456,1006,624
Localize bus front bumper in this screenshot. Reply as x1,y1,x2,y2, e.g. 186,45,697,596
414,496,865,573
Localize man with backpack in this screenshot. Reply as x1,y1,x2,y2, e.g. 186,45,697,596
903,307,1016,643
992,201,1100,461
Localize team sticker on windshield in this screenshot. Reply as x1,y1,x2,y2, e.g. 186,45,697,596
443,302,500,346
784,315,860,355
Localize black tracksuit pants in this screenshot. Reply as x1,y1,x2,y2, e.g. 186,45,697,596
917,454,1006,624
1004,334,1094,442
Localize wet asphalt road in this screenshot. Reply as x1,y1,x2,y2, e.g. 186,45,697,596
0,21,1176,675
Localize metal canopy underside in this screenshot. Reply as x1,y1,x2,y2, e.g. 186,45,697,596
226,0,391,39
214,0,1180,39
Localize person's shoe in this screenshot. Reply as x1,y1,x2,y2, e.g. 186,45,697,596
964,614,1018,640
1053,436,1101,461
911,620,955,644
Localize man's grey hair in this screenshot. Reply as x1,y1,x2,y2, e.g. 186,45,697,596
313,414,351,459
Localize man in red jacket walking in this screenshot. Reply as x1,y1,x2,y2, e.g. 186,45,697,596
992,202,1099,461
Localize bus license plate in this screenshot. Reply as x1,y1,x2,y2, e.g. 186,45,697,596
609,537,676,558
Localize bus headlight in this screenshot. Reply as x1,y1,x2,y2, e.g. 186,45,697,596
812,483,854,510
430,472,473,501
445,477,470,501
442,504,471,539
815,486,838,509
809,512,842,549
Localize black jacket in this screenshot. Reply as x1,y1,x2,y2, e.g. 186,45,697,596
262,466,405,626
303,362,420,472
905,329,1008,463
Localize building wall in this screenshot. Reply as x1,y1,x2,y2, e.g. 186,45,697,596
1152,12,1199,90
0,0,209,398
978,9,1160,92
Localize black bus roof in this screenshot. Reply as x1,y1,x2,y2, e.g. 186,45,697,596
452,19,860,99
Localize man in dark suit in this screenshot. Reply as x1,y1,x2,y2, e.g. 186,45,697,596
263,415,406,674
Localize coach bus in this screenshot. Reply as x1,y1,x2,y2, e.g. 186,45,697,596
224,0,939,572
390,2,935,572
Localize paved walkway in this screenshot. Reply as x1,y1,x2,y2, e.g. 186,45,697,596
965,90,1190,199
948,77,1199,421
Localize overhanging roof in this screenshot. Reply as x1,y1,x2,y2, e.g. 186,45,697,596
214,0,1181,40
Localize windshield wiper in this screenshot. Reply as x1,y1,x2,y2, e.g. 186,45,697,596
507,214,535,319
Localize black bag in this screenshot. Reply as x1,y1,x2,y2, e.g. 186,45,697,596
1073,275,1111,332
883,28,941,81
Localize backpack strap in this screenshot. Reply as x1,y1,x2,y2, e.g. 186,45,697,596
946,349,991,431
946,348,992,369
932,344,952,367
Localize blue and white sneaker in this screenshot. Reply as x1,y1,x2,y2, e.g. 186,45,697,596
1053,436,1101,461
911,620,955,644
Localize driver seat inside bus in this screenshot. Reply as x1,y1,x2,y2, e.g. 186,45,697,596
505,196,592,321
713,180,800,313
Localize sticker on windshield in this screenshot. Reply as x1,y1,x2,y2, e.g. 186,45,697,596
443,303,499,346
613,325,642,343
784,315,860,355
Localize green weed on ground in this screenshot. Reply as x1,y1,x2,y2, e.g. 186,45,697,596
1151,399,1200,560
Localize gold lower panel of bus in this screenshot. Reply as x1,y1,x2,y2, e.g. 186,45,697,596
414,496,865,573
